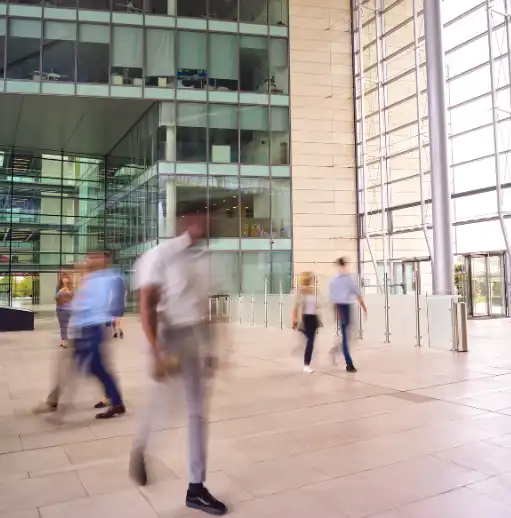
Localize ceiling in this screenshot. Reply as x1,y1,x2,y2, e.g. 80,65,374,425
0,94,154,156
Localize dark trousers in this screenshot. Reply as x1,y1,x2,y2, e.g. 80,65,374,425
74,324,123,407
302,314,318,366
337,304,354,368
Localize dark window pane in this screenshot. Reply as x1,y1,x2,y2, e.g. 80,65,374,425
209,176,239,238
209,105,238,163
177,0,205,18
209,0,237,21
77,24,110,84
239,0,267,23
176,103,207,162
240,35,268,93
6,19,41,81
270,107,289,164
78,0,110,9
43,22,76,83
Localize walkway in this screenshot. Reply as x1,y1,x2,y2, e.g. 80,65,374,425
2,319,511,516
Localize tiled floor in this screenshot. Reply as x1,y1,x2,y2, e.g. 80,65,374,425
3,318,511,516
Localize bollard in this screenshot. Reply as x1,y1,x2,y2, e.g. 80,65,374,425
457,302,469,352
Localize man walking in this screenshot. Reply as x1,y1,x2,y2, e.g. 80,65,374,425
330,257,367,372
130,213,227,516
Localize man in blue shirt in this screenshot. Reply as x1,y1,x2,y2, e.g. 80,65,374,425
68,249,125,419
329,257,367,372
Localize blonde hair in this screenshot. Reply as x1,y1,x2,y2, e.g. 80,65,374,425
298,271,314,288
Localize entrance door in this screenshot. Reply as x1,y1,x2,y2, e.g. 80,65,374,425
468,253,506,317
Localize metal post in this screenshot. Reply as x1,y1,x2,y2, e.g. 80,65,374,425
384,273,390,343
414,268,421,347
451,299,459,352
251,295,255,326
238,295,242,324
264,278,268,328
279,278,283,330
487,2,511,269
356,0,383,291
424,0,454,295
457,302,469,352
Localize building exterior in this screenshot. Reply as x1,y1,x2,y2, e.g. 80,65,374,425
2,0,508,319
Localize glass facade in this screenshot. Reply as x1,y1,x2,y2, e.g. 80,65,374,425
353,0,511,298
0,0,291,308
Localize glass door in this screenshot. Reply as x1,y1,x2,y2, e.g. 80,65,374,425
488,255,505,316
470,256,489,316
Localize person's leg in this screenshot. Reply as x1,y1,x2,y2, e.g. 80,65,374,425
303,315,315,370
182,326,227,515
339,305,355,371
87,326,125,417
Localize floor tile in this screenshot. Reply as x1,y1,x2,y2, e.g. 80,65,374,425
21,426,96,450
469,472,511,505
0,472,86,515
0,434,22,455
0,447,70,476
39,489,158,518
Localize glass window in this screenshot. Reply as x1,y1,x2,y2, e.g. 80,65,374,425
0,19,5,78
209,176,239,238
240,0,267,24
270,107,289,165
113,0,144,12
268,0,288,25
240,36,268,93
240,106,269,164
147,0,171,14
177,0,206,18
271,179,290,238
241,178,270,238
145,29,175,88
176,103,207,162
209,0,237,21
43,22,76,83
268,38,288,94
209,33,237,91
78,0,110,9
175,175,207,218
6,19,42,81
111,26,143,86
448,65,491,105
177,31,207,90
242,251,270,294
48,0,77,7
209,104,238,164
271,251,291,293
210,252,240,294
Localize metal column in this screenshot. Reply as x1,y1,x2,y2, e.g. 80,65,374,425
423,0,454,295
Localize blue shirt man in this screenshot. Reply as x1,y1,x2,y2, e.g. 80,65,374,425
329,257,367,373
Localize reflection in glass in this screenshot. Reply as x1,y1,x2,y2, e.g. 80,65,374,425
210,252,240,294
271,179,291,238
177,0,206,18
239,0,267,23
177,31,207,90
209,0,237,21
268,0,288,25
270,107,289,164
242,251,270,294
240,106,269,164
78,25,109,83
269,38,288,94
240,36,269,93
209,176,239,238
176,103,207,162
145,29,175,87
209,33,238,91
209,105,238,163
43,22,76,83
240,178,271,238
6,19,42,81
112,0,143,12
111,26,143,86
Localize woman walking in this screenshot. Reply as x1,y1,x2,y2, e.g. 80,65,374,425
56,274,73,348
292,272,320,373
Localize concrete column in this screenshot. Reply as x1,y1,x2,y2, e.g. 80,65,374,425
424,0,454,294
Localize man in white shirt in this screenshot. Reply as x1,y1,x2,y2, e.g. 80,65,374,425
130,213,227,516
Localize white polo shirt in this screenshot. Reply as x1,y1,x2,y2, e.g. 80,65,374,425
134,232,210,327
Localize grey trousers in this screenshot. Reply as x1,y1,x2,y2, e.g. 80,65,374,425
133,325,207,484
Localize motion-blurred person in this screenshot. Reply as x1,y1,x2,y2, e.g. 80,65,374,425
292,272,321,373
130,213,227,516
110,266,126,339
329,257,367,372
56,274,73,348
54,249,126,420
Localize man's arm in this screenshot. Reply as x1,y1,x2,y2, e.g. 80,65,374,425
357,295,367,313
139,285,159,355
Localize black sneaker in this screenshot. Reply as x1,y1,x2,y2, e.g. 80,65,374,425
95,404,126,419
113,333,118,339
94,401,107,409
346,365,358,373
120,330,124,339
186,487,228,516
129,448,148,486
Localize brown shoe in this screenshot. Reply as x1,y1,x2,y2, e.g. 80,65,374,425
95,404,126,419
